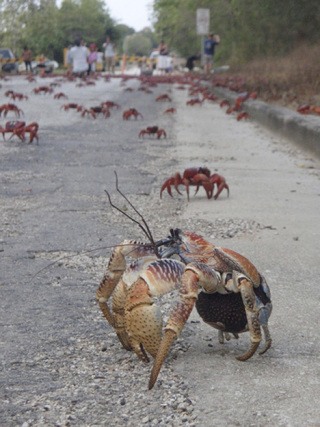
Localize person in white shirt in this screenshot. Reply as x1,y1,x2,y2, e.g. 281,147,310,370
103,36,116,73
68,38,89,77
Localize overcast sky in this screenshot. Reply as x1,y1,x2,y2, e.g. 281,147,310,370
105,0,153,31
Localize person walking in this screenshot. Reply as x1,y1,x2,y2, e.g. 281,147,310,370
203,34,220,75
157,40,169,74
22,47,33,73
87,43,98,75
68,38,89,77
103,36,116,73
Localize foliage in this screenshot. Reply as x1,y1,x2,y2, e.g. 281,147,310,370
229,42,320,109
123,33,152,56
153,0,320,63
0,0,153,63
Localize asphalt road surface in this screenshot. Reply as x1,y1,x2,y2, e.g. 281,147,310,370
1,72,319,427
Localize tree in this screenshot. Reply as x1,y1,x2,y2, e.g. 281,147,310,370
123,33,152,56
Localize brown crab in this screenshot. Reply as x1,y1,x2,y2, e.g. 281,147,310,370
97,225,272,390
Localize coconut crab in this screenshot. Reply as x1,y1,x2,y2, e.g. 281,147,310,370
96,179,272,390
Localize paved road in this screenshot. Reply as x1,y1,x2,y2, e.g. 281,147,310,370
1,73,319,426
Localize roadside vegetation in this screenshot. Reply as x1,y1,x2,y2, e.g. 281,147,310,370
226,43,320,110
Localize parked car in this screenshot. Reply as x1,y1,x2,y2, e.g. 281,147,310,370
0,48,18,73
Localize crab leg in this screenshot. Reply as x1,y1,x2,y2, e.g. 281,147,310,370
149,262,221,389
232,272,262,361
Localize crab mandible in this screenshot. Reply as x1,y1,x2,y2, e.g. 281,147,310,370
96,228,272,390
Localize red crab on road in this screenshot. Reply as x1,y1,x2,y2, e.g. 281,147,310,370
54,92,68,100
60,103,82,112
156,94,172,102
160,167,229,201
0,121,39,143
81,106,110,119
101,101,120,110
139,126,167,139
5,91,28,101
122,108,143,120
186,98,203,106
33,86,53,95
0,103,24,118
163,108,176,114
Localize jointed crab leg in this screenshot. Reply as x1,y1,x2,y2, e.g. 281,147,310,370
149,263,222,389
233,273,261,361
149,263,264,389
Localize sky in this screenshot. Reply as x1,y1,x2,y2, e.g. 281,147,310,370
105,0,153,32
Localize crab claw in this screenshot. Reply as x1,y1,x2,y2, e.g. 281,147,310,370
125,278,163,362
149,329,176,389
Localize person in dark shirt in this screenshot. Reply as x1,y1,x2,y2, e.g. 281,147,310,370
203,34,220,75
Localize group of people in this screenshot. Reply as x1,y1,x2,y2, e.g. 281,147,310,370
67,36,116,77
25,32,220,78
157,33,220,75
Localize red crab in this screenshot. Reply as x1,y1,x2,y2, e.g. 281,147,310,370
122,108,143,120
156,94,172,102
54,92,68,100
61,103,82,111
101,101,120,110
33,86,53,95
237,112,250,121
0,103,24,118
186,98,203,106
163,108,176,114
160,167,229,201
0,121,39,143
220,99,230,108
5,91,28,101
139,126,167,139
81,106,110,119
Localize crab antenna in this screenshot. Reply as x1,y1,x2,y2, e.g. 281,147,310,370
105,172,160,258
114,172,156,245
